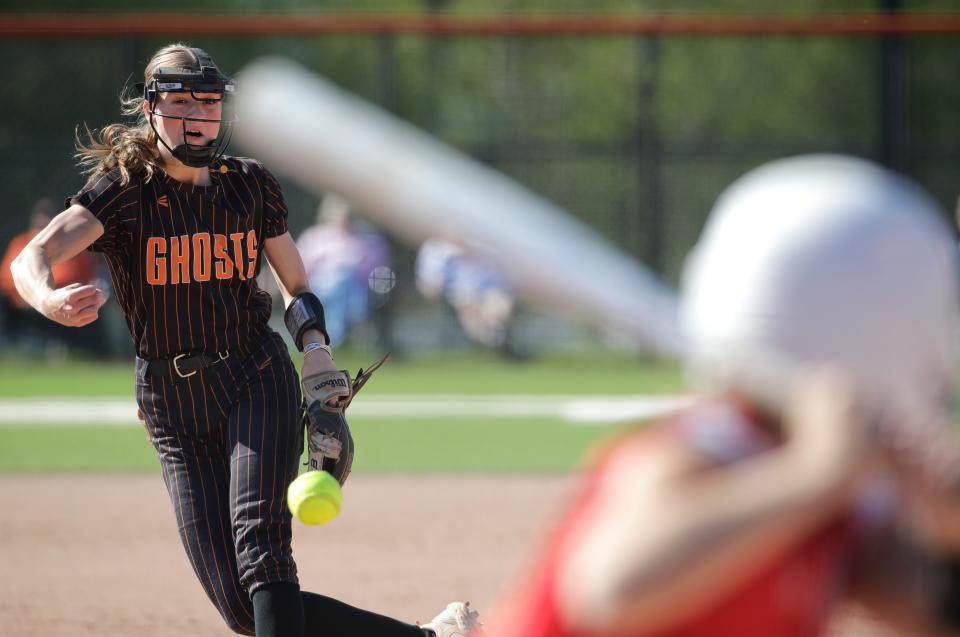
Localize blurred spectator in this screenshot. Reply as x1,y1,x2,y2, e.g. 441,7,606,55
296,194,391,347
415,238,518,354
0,197,107,356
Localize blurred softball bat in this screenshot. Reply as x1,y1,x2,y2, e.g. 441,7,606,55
234,58,682,355
234,60,960,494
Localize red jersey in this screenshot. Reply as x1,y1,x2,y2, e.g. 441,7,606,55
490,402,888,637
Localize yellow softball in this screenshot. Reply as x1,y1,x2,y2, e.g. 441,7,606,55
287,470,343,525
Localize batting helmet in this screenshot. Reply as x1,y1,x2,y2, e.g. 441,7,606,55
681,154,959,431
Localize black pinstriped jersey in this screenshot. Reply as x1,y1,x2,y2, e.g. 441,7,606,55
67,156,288,358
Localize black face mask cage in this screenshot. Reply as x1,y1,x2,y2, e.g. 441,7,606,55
137,48,238,168
147,110,238,168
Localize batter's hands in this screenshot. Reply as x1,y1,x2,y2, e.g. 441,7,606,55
783,367,881,495
41,283,106,327
786,368,960,543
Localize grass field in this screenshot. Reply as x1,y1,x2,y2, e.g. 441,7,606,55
0,349,685,473
0,348,683,396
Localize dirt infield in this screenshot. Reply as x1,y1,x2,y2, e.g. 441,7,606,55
0,474,893,637
0,474,576,636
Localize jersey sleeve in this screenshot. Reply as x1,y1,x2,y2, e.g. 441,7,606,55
260,166,289,239
66,170,134,255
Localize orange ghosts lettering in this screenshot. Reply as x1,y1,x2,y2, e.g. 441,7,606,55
146,232,255,285
192,233,212,282
246,229,259,280
229,232,247,281
146,237,167,285
213,234,234,280
169,235,190,285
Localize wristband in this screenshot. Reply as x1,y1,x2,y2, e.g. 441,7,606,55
303,342,332,357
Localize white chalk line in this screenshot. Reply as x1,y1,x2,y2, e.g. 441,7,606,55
0,394,691,426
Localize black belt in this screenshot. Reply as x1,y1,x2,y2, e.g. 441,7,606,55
147,350,230,379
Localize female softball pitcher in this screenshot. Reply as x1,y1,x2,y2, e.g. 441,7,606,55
10,43,477,637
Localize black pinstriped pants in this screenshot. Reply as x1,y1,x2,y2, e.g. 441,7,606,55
136,330,302,636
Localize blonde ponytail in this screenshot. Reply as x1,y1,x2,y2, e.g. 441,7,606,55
75,87,162,186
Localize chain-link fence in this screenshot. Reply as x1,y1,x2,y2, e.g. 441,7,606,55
2,16,958,354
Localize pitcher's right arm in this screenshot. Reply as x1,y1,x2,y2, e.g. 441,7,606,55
10,204,107,327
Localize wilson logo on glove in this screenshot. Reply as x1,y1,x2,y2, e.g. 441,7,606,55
312,378,348,392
